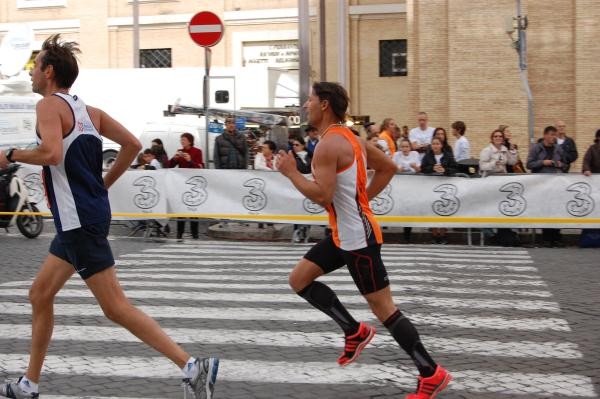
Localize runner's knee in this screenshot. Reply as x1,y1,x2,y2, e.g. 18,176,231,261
364,293,397,322
100,298,133,324
288,260,321,292
288,268,308,292
28,284,56,308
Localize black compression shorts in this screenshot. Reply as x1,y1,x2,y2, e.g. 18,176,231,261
303,235,390,295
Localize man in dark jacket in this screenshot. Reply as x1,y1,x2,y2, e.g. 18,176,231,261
527,125,566,247
214,117,248,169
582,129,600,176
555,120,578,172
527,126,567,174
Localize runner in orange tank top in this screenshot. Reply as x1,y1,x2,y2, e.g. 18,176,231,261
277,82,452,399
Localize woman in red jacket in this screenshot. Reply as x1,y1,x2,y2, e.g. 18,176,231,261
169,133,204,239
169,132,204,169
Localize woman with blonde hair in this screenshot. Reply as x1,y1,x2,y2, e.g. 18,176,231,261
479,130,518,176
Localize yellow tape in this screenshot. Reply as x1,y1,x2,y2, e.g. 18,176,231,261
1,211,598,225
0,211,51,216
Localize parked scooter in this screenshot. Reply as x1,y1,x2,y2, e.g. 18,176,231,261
0,163,44,238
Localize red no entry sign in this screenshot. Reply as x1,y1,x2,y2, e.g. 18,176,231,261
188,11,224,47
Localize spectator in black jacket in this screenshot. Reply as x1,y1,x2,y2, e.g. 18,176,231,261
214,116,248,169
582,129,600,176
421,137,457,244
527,126,567,174
555,120,578,171
527,125,566,247
421,137,458,176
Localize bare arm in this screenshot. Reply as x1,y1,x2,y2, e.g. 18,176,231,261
0,98,64,167
365,140,397,200
96,108,142,188
276,142,337,207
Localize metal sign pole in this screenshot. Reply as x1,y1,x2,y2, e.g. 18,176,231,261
515,0,534,144
204,47,211,167
298,0,310,123
133,0,139,68
187,11,223,168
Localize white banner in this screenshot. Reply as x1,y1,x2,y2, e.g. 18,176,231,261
15,166,600,228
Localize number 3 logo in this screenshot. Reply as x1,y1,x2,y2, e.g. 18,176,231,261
242,178,267,211
182,176,208,207
133,176,159,209
498,182,527,216
566,182,594,217
432,184,460,216
370,185,394,215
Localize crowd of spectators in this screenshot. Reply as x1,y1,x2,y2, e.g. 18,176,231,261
126,112,598,247
362,112,600,247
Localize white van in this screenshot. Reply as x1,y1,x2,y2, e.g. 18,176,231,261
138,116,216,167
0,95,38,150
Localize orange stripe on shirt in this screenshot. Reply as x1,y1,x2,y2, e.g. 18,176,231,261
325,126,383,248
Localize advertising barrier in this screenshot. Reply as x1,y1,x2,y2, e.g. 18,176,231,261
15,165,600,228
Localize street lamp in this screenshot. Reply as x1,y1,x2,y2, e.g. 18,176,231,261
506,1,534,145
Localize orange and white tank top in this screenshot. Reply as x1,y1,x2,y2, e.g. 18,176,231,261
321,126,383,250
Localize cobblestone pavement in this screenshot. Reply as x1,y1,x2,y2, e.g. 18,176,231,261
0,224,598,399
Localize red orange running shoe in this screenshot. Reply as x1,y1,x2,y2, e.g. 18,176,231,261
337,322,376,366
405,365,452,399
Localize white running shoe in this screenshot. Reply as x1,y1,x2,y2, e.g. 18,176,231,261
0,377,39,399
183,357,219,399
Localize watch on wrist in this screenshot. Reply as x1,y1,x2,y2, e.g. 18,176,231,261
5,148,16,163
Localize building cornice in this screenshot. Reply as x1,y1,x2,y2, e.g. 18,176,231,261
0,19,80,32
223,7,315,26
107,14,192,27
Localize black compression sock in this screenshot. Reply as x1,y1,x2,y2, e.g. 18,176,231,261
297,281,360,335
384,308,437,377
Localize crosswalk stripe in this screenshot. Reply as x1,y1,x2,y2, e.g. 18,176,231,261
0,355,595,397
142,247,534,259
110,272,548,287
115,266,544,280
162,242,532,255
116,258,538,270
135,251,534,263
0,324,582,359
0,288,560,312
0,302,571,331
0,280,555,298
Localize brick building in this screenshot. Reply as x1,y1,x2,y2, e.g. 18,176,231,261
1,0,598,170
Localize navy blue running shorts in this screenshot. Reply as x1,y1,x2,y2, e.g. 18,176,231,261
303,235,390,295
49,220,115,280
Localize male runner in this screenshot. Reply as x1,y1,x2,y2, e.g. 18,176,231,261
276,81,452,398
0,35,218,399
